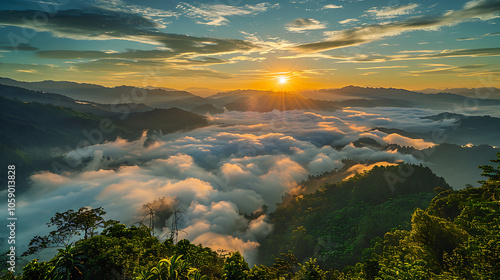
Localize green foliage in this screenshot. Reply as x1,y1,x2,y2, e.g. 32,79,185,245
293,258,326,280
136,255,194,280
221,252,249,280
47,245,86,280
336,152,500,279
260,164,449,269
8,154,500,280
23,207,118,256
11,210,223,280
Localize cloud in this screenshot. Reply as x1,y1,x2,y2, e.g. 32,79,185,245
293,0,500,53
323,4,343,9
457,31,500,41
366,3,420,19
288,47,500,63
6,108,462,262
345,162,398,179
457,36,481,41
405,64,488,76
338,18,359,25
356,65,408,70
0,43,39,51
93,0,177,20
0,8,260,56
286,18,327,33
383,133,435,149
177,2,278,26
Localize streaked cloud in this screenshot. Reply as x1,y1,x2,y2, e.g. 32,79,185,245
285,18,327,33
0,8,260,57
338,18,359,25
294,0,500,53
405,64,487,76
457,31,500,41
356,65,408,70
366,3,420,19
177,2,278,26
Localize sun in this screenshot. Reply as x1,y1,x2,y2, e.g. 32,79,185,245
278,76,288,84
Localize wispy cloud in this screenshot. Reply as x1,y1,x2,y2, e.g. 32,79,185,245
323,4,343,9
282,47,500,63
92,0,177,26
457,31,500,41
177,2,278,26
360,71,378,75
456,37,481,41
293,0,500,53
405,64,487,76
286,18,327,33
338,18,359,25
356,65,408,70
366,3,420,19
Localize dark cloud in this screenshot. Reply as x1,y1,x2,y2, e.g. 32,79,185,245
294,0,500,53
285,18,327,33
36,49,229,66
36,49,177,60
0,8,260,56
72,59,233,78
0,43,39,51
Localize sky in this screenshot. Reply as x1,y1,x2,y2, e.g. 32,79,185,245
0,0,499,91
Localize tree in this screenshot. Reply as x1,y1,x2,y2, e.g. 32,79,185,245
410,209,468,268
293,258,327,280
136,255,198,280
47,245,86,280
23,207,117,256
222,252,249,280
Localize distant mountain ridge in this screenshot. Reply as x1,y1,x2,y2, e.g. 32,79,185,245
418,87,500,100
3,77,500,113
0,77,207,110
300,86,500,109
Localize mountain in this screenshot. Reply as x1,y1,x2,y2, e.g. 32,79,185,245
300,86,500,109
259,164,451,269
207,89,267,106
0,83,151,116
0,77,208,110
190,103,224,115
420,113,500,146
0,95,134,192
371,112,500,147
418,87,500,100
420,143,500,189
120,107,208,133
0,95,208,193
183,87,221,97
339,159,500,279
209,90,340,112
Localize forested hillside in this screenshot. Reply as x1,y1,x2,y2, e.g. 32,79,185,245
2,154,499,279
258,164,451,269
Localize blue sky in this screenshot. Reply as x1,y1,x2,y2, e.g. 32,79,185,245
0,0,498,90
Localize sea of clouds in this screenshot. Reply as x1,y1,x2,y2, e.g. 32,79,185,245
3,107,459,263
